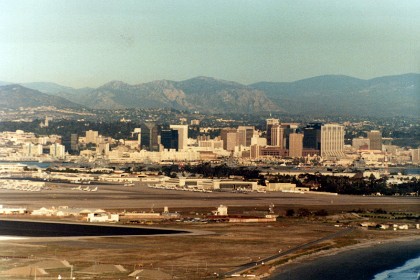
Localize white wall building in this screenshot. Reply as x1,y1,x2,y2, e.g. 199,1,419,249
170,125,188,150
50,143,66,159
0,205,26,214
87,212,119,223
321,124,345,159
22,143,43,157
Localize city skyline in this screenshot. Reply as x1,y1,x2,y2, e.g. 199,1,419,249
0,1,419,88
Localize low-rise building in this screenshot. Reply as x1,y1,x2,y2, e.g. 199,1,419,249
0,205,26,214
87,212,119,223
266,182,309,192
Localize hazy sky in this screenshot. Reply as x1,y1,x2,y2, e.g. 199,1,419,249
0,0,419,87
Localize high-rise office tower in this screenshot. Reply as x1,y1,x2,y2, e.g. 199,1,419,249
23,143,43,157
220,128,237,150
352,137,370,150
50,143,65,158
85,130,99,144
411,149,420,163
320,124,344,158
367,130,382,151
237,126,255,146
236,129,246,147
289,133,304,157
266,118,280,145
303,123,322,150
63,133,79,154
281,123,298,149
170,124,188,151
141,122,159,151
161,129,179,150
70,134,79,153
271,124,284,148
225,131,238,151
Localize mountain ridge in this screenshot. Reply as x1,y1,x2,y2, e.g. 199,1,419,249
0,73,418,116
0,84,83,109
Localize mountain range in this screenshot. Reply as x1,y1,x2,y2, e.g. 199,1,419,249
0,73,418,116
0,84,82,109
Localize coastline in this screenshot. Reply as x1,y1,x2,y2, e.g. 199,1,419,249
267,236,420,280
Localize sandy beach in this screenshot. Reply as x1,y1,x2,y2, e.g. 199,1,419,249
269,237,420,280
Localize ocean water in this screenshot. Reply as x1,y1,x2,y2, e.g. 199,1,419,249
373,256,420,280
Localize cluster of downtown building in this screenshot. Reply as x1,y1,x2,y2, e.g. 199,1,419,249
1,117,419,167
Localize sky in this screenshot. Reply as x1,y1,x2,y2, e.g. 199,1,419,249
0,0,419,88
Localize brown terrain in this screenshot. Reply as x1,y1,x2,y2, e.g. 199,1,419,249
0,183,419,279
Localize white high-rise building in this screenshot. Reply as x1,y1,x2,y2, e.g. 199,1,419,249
23,143,43,157
321,124,345,158
50,143,66,159
170,125,188,151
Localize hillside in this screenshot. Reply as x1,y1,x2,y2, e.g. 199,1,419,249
0,84,82,109
5,73,419,116
250,74,419,116
75,77,279,113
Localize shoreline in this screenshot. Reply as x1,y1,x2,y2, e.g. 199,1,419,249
267,235,420,280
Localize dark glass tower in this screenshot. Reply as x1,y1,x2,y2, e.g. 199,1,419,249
303,122,322,150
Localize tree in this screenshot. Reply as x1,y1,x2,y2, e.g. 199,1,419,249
297,208,311,217
314,209,328,216
285,209,295,217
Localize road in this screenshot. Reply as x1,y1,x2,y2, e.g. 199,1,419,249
225,227,355,277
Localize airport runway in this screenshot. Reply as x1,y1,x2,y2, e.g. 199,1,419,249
0,182,419,211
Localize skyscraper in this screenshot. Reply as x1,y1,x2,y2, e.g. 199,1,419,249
23,143,43,157
270,124,284,148
225,131,238,151
367,130,382,151
85,130,99,144
236,129,246,147
50,143,65,159
266,118,279,145
237,126,255,146
411,148,420,163
70,134,79,153
161,129,179,150
303,123,322,150
289,133,303,158
170,124,188,151
141,122,159,151
320,124,344,158
62,134,78,154
220,128,237,150
281,123,298,149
